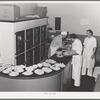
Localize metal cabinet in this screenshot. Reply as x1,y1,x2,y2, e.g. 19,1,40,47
15,26,47,66
0,18,47,65
26,49,33,67
41,43,47,61
33,27,40,46
34,46,40,64
16,53,25,65
15,31,25,55
41,25,47,42
26,29,33,50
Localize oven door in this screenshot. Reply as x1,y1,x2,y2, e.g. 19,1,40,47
15,31,25,55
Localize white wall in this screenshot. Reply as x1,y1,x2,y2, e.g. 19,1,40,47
0,3,38,17
38,3,100,36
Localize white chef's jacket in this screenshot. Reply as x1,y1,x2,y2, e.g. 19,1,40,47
72,39,82,86
49,35,62,56
82,36,97,68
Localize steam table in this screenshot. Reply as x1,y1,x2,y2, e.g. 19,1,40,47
0,54,72,91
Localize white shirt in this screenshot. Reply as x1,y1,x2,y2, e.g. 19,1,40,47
83,36,97,50
72,39,82,55
50,35,62,48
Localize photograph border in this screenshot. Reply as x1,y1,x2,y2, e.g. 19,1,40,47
0,0,100,99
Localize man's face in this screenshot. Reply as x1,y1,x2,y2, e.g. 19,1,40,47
62,35,67,39
87,31,92,37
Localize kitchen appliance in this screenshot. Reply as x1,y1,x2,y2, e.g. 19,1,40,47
41,25,47,42
34,46,40,64
34,26,40,46
41,43,47,61
26,29,33,50
15,31,25,55
0,5,20,21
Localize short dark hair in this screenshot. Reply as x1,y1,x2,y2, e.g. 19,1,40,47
87,29,93,35
70,33,78,39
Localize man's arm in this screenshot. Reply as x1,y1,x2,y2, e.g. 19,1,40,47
70,49,79,55
91,47,97,59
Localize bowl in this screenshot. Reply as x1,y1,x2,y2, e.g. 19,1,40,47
37,63,43,68
55,51,62,55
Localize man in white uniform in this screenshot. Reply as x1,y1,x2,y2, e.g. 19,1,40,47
82,29,97,77
49,31,68,57
70,34,83,87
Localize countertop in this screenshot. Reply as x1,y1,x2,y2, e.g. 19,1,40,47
0,54,72,80
0,17,48,23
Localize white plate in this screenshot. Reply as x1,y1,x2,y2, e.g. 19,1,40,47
19,65,26,68
9,71,19,76
50,66,60,71
54,63,65,68
42,67,52,73
45,59,56,64
34,69,44,75
42,62,51,67
2,69,11,74
17,68,24,73
32,65,38,69
63,51,71,56
55,51,62,55
59,63,66,68
22,71,33,76
25,66,36,71
57,55,64,58
37,63,43,68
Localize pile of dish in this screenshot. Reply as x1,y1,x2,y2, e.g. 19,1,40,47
0,59,65,77
0,64,38,76
55,51,64,58
1,64,27,76
56,49,73,57
63,50,73,56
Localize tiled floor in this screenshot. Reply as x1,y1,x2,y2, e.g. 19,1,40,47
63,75,95,92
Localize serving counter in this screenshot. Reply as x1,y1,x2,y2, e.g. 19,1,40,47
0,54,72,91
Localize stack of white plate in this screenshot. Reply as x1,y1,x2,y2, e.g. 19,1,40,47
42,62,51,67
32,65,38,69
37,63,43,68
54,63,65,68
16,68,24,73
42,67,52,73
45,59,56,64
22,71,33,76
12,66,24,73
49,65,60,71
58,63,66,68
2,68,12,74
9,71,19,76
56,54,64,58
34,69,44,75
25,66,36,72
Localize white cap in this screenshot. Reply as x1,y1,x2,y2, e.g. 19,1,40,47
61,31,67,35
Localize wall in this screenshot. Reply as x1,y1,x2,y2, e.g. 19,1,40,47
38,3,100,36
0,3,38,17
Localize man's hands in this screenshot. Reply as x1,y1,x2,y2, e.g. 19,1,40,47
91,54,95,59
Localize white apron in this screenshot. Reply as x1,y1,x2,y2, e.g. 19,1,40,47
82,36,97,69
82,36,97,76
50,46,59,56
82,48,95,69
71,39,82,86
49,35,62,57
72,55,82,86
